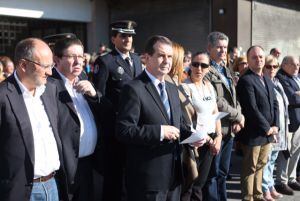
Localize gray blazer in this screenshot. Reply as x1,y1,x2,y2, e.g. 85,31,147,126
205,65,244,136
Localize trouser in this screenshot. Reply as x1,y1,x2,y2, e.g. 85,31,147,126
202,135,234,201
30,177,59,201
262,150,279,192
70,156,94,201
181,145,214,201
241,143,271,201
276,127,300,184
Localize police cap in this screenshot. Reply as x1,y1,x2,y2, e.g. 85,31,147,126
110,20,137,35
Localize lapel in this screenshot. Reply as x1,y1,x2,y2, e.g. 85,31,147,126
7,77,35,165
210,66,232,95
253,72,268,96
142,72,171,124
263,76,274,108
52,69,78,116
130,53,142,77
166,82,177,125
41,86,62,154
112,49,133,78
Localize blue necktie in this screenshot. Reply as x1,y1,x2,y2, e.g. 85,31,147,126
158,82,171,120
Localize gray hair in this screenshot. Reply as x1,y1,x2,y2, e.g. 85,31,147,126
14,38,40,65
281,56,294,67
207,31,229,47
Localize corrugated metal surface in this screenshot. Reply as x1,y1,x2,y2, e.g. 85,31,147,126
252,0,300,59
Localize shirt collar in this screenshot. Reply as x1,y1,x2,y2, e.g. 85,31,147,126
145,69,164,87
14,71,45,98
56,68,79,88
115,47,130,60
210,60,225,72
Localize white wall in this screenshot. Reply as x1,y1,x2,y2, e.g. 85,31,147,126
0,0,92,22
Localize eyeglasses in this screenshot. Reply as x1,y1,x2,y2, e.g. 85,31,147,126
265,65,279,69
191,62,210,69
62,54,84,60
23,58,55,70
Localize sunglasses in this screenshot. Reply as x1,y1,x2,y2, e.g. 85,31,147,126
265,65,279,69
191,62,210,69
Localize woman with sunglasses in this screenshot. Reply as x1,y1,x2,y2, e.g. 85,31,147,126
181,52,222,201
262,55,289,201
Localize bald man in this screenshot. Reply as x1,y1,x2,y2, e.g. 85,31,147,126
0,38,67,201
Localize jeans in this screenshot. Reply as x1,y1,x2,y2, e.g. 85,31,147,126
262,150,279,192
30,177,59,201
203,136,234,201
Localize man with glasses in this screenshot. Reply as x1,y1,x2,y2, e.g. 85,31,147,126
51,37,101,201
275,56,300,195
0,38,68,201
93,20,143,201
203,32,244,201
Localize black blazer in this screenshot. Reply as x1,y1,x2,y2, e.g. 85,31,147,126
276,69,300,132
236,69,279,146
93,49,143,137
49,68,102,189
0,76,67,201
116,71,191,191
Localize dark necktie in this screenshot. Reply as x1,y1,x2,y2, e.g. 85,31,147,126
125,57,135,77
158,82,171,120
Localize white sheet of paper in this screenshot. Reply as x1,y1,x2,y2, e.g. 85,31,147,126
180,112,229,144
180,127,208,144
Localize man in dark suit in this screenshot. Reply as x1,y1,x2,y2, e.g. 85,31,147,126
236,46,279,201
275,56,300,194
116,35,206,201
93,20,143,201
50,37,101,201
0,38,67,201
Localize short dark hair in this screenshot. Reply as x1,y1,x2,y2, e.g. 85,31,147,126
144,35,172,56
192,51,209,61
246,45,264,57
53,38,83,57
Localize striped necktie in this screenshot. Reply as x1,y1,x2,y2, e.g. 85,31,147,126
158,82,171,120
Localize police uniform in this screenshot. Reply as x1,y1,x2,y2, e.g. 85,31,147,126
93,20,143,201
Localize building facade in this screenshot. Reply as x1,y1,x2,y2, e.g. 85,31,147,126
0,0,299,58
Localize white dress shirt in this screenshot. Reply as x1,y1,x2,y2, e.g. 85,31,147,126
14,72,60,178
57,71,97,158
145,69,169,141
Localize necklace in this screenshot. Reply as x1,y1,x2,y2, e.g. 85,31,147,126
194,80,212,101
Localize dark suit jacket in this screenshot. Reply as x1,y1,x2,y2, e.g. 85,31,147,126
236,69,279,146
49,68,102,189
276,69,300,132
0,76,68,201
116,71,191,191
93,49,143,137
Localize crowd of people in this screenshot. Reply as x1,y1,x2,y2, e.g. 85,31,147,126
0,20,300,201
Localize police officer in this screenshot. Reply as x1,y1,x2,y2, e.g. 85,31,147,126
93,20,143,201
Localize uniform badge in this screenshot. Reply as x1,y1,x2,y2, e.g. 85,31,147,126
117,66,125,75
94,64,99,74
